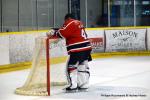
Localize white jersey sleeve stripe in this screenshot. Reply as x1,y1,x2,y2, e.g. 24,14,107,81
59,20,76,31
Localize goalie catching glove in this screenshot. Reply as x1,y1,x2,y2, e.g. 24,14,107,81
46,29,62,44
46,29,56,37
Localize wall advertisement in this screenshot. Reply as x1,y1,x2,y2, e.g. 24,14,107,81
87,30,104,53
105,29,147,52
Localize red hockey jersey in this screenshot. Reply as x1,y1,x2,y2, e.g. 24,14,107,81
56,19,92,53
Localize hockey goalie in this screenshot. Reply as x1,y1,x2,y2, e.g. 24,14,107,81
47,13,92,93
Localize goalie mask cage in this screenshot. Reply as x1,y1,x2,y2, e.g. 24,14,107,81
15,36,67,96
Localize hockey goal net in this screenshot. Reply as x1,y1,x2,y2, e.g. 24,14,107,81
15,36,68,96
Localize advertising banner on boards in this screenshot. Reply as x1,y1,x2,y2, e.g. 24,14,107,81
105,29,147,52
87,30,105,53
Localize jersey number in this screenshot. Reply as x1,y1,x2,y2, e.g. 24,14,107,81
81,29,87,39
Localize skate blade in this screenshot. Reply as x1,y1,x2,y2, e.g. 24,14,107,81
78,88,88,92
65,89,78,93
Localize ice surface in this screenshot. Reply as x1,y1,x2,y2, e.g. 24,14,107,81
0,56,150,100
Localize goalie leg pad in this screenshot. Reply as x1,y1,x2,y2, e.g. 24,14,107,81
77,60,90,89
67,65,78,89
66,56,79,89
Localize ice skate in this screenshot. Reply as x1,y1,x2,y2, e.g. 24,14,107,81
64,87,78,93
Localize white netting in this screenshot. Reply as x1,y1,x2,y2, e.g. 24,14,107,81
15,36,67,96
